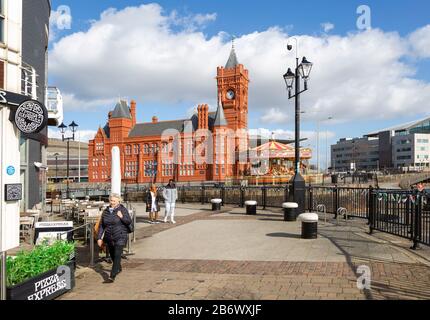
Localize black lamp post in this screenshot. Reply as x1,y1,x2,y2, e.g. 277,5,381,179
53,152,60,183
283,45,313,215
59,121,78,199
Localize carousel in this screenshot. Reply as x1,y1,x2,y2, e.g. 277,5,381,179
244,140,312,184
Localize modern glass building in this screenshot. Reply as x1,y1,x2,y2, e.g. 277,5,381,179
332,117,430,171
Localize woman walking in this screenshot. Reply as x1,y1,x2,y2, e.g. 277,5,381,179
163,179,178,224
97,193,132,282
146,185,160,223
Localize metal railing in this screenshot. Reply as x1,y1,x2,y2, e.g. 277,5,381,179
47,184,430,248
369,189,430,248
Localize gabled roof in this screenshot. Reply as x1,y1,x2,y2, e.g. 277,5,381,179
127,111,222,138
213,97,227,127
103,123,110,138
225,47,239,68
111,100,131,119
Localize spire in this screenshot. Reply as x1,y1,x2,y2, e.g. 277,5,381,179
214,94,227,127
225,37,239,68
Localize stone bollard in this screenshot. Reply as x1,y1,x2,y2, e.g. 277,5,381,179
298,213,319,239
282,202,298,221
211,199,222,211
245,200,257,215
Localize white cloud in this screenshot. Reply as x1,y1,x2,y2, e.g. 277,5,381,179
321,22,335,33
49,4,430,127
48,128,96,142
261,108,289,124
61,93,117,112
409,24,430,58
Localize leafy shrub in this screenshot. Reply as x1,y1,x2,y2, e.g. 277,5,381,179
6,240,75,287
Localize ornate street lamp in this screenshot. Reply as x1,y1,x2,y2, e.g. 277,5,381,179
283,40,313,215
59,121,78,199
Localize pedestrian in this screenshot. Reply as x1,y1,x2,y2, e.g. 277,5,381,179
97,193,132,282
146,184,160,223
163,179,178,224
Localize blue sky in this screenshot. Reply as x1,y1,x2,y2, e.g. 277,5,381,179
48,0,430,168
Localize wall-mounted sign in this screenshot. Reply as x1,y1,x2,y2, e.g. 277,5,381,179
1,90,49,141
14,100,48,134
5,184,22,201
6,165,15,176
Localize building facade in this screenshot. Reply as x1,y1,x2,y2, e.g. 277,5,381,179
332,117,430,171
47,138,89,183
0,0,53,213
89,47,250,184
19,0,52,210
331,137,379,171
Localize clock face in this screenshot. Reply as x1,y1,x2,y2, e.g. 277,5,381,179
226,90,235,100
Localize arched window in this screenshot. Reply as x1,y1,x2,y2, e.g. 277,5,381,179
144,144,149,154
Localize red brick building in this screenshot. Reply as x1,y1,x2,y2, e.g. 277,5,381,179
88,47,250,184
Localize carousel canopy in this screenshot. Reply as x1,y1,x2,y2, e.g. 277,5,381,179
251,140,312,159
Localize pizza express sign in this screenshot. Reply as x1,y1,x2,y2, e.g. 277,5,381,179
1,90,48,134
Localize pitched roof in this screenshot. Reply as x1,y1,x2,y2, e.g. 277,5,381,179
128,117,200,137
128,112,220,138
213,98,227,127
225,47,239,68
111,100,131,119
103,123,110,138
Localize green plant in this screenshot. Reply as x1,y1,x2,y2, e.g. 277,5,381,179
6,240,75,287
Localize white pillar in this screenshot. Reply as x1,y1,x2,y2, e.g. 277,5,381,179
111,146,121,195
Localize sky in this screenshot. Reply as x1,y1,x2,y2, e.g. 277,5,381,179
48,0,430,169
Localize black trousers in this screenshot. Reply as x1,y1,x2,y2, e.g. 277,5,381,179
107,243,124,278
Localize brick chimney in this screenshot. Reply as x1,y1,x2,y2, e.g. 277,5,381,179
130,100,137,126
197,104,209,130
152,116,158,123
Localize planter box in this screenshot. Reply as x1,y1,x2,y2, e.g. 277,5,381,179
7,260,76,300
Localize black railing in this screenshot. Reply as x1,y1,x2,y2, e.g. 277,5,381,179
49,184,430,247
369,189,430,248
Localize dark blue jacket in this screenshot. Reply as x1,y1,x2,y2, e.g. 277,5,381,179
97,204,131,246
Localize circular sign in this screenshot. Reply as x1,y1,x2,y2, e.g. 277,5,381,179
6,166,15,176
14,100,48,134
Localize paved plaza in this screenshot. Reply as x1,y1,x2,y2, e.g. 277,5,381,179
60,203,430,300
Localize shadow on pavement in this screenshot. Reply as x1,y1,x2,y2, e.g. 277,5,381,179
266,232,302,239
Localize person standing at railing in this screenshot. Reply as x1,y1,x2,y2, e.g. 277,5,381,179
163,179,178,224
146,184,160,224
97,193,132,283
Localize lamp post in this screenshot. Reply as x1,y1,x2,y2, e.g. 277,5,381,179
58,121,78,199
53,152,60,183
325,116,333,174
283,41,313,215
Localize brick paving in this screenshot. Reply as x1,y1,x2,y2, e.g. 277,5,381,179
60,204,430,300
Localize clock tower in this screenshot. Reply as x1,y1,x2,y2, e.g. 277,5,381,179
216,44,249,132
